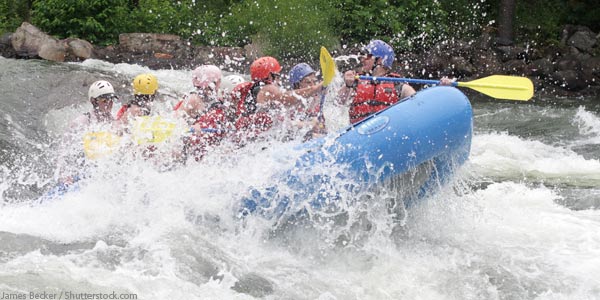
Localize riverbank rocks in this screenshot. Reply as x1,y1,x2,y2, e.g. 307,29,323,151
0,33,16,58
119,33,185,54
63,38,94,61
11,22,66,61
0,23,598,98
9,22,98,62
529,58,555,77
563,25,597,53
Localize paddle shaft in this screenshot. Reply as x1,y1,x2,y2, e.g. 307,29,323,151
190,127,229,134
358,75,531,91
317,87,326,121
358,76,451,86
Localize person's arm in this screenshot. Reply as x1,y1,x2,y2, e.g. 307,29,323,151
258,84,320,108
336,70,358,105
290,83,322,100
439,76,456,86
400,84,416,99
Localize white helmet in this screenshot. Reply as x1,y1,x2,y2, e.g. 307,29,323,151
88,80,116,101
221,74,245,93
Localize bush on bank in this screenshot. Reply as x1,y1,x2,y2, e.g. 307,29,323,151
1,0,598,60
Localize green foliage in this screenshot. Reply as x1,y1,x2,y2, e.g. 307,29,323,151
329,0,449,52
0,0,31,35
7,0,598,58
127,0,225,45
219,0,338,60
439,0,495,39
31,0,130,44
564,0,600,32
514,0,568,46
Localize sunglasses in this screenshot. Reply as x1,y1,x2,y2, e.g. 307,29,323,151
301,76,317,85
95,94,118,102
357,49,373,58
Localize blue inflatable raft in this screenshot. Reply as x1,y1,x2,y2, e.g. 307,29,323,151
241,86,473,219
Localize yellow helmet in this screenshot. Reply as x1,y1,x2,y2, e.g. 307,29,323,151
132,73,158,95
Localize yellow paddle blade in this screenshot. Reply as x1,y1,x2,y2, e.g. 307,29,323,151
457,75,534,101
132,116,177,144
320,46,336,87
83,132,121,160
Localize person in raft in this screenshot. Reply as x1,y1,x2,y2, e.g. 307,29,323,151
231,56,323,143
115,73,160,127
70,80,118,131
57,80,120,188
288,62,328,140
336,39,454,124
174,65,235,161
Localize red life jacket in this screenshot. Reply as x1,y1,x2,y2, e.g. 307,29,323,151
233,81,261,117
232,81,274,137
349,73,403,124
294,97,321,120
193,102,232,141
305,106,321,118
184,102,233,161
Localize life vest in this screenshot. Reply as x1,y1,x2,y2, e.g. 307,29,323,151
288,92,321,121
193,102,232,139
184,101,234,161
305,106,321,118
232,81,274,137
349,73,403,124
233,81,263,117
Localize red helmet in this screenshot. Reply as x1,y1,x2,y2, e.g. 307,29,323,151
250,56,282,81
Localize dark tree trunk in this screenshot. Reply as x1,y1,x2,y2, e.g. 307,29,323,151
497,0,517,45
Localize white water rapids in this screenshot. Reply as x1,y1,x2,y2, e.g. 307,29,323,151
0,57,599,299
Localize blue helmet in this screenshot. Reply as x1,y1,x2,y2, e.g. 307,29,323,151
289,63,316,87
364,40,395,68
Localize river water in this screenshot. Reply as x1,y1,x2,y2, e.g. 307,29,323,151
1,57,599,299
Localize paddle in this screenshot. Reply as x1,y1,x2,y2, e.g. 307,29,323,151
318,46,337,120
82,131,122,160
132,115,178,144
357,75,534,101
82,116,227,159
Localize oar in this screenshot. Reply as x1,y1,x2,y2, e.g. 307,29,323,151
132,116,178,144
82,115,233,159
83,131,122,160
318,46,337,121
358,75,534,101
132,116,231,143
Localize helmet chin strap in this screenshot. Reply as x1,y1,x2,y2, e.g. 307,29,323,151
370,57,382,73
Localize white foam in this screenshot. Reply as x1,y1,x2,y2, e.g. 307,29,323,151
573,106,600,144
470,132,600,186
402,181,600,299
4,58,600,299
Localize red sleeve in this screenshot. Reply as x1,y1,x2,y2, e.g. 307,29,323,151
173,100,184,111
115,105,128,120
